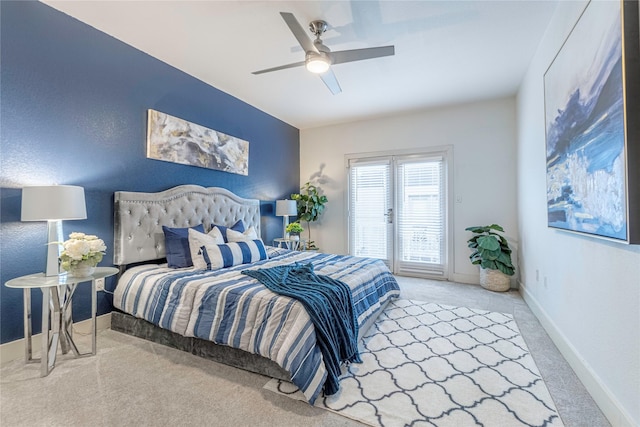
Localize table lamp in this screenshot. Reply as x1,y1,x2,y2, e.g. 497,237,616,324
276,200,297,239
21,185,87,276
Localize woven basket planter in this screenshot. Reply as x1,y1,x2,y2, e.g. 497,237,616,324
479,268,511,292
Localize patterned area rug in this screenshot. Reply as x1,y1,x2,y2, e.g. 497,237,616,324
264,299,564,426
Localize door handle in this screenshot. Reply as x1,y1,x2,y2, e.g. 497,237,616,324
384,208,393,224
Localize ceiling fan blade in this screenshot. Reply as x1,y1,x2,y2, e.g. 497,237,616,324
252,61,306,75
331,45,395,65
280,12,318,53
319,68,342,95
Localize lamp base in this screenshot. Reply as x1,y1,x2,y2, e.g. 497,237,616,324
46,220,63,276
282,216,289,240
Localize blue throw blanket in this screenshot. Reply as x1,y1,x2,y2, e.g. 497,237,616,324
242,263,361,396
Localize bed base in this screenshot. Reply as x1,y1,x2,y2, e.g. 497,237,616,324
111,311,292,381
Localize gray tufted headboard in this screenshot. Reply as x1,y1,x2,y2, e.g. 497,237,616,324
113,185,261,266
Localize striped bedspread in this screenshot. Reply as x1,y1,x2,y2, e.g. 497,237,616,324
113,248,400,403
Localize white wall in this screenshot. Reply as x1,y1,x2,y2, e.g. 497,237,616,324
517,1,640,425
300,97,518,284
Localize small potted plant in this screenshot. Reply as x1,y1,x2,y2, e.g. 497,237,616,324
285,222,304,241
465,224,515,292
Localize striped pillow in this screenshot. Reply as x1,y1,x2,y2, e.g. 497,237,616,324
189,228,268,270
188,228,224,270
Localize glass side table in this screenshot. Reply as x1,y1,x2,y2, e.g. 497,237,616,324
273,238,307,251
4,267,118,376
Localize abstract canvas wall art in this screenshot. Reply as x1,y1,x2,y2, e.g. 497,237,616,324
147,109,249,176
544,0,639,243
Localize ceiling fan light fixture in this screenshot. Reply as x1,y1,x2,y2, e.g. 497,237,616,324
305,52,331,74
251,13,395,95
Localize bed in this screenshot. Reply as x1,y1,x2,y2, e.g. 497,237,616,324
110,185,400,403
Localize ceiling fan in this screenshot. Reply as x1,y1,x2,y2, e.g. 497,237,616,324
252,12,395,95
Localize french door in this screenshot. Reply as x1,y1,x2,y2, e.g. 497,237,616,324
348,150,449,279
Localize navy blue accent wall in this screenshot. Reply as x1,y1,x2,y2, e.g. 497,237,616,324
0,1,300,344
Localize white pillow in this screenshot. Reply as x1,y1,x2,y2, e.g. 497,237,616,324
188,228,224,270
226,226,258,242
207,226,225,243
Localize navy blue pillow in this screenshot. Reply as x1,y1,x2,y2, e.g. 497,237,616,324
163,224,205,268
212,219,245,242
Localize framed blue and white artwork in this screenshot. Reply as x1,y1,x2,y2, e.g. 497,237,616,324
146,109,249,176
544,0,639,244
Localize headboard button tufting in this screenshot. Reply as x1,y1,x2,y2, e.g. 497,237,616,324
114,186,261,266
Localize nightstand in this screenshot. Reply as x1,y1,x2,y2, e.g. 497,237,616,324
5,267,118,376
273,238,307,251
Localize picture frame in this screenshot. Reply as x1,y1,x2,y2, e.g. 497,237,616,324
146,109,249,176
543,0,639,244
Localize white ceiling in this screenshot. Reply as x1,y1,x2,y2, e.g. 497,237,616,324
42,0,558,130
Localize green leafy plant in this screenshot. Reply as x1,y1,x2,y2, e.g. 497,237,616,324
465,224,515,276
291,182,328,249
285,222,304,234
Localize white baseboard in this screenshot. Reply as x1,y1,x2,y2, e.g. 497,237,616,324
519,281,635,427
450,272,479,285
0,313,111,366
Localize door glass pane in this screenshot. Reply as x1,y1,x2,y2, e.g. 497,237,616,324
396,157,444,273
349,160,390,260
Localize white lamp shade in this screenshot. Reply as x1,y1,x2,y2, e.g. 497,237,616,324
276,200,297,217
21,185,87,221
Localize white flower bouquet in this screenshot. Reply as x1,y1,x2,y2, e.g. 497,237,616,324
59,232,106,273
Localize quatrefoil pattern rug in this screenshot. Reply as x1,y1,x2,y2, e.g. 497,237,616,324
264,299,564,426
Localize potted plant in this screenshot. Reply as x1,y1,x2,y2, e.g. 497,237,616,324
291,182,327,250
285,222,304,241
465,224,515,292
